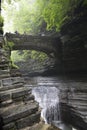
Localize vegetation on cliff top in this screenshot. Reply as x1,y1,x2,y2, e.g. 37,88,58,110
1,0,87,63
2,0,87,34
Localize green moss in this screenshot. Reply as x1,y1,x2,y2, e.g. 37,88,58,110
0,27,3,34
7,42,14,50
0,16,4,27
11,63,19,69
83,0,87,5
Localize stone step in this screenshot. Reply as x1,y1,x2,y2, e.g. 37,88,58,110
0,82,24,91
3,122,16,130
10,69,22,77
0,69,10,74
23,93,35,103
0,93,34,108
0,64,9,69
0,77,24,86
0,59,9,64
0,102,39,125
0,87,31,102
0,73,10,78
3,111,40,130
0,99,13,108
0,69,10,78
16,111,40,129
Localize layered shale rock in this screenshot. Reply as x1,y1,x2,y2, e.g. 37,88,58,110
59,80,87,130
0,35,40,130
58,11,87,130
60,12,87,72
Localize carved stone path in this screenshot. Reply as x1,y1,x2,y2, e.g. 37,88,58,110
0,35,40,130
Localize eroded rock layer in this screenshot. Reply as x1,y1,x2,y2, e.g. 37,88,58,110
0,35,40,130
60,13,87,72
59,79,87,130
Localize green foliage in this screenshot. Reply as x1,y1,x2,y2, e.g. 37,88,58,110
11,62,19,69
11,50,48,63
2,0,48,62
36,0,87,31
0,16,4,26
2,0,87,33
11,51,25,62
30,50,48,62
83,0,87,5
7,42,14,50
0,16,4,34
35,0,71,31
2,0,44,34
2,0,86,64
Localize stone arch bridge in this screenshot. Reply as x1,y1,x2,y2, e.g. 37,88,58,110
4,33,62,57
1,1,87,130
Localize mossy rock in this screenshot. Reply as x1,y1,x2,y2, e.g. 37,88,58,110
0,27,3,34
0,16,4,27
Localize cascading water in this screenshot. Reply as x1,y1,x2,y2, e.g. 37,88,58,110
31,77,77,130
32,86,60,124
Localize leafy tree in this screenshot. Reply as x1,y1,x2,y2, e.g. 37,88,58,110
2,0,87,64
36,0,87,31
2,0,48,63
2,0,87,33
2,0,44,34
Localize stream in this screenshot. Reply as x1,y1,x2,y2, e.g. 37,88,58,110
25,76,78,130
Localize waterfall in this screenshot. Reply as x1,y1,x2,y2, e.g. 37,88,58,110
31,77,77,130
32,86,60,123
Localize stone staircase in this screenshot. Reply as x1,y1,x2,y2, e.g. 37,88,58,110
0,35,40,130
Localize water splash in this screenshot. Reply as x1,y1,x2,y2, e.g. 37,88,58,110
32,86,60,123
31,77,77,130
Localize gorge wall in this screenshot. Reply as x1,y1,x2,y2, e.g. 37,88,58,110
60,12,87,72
59,78,87,130
0,2,41,130
0,1,87,130
58,9,87,130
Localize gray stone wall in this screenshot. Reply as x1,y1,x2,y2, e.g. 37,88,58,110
60,15,87,72
0,35,41,130
15,57,55,76
59,80,87,130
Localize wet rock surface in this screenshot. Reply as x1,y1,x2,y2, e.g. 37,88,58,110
25,76,87,130
0,35,40,130
27,122,61,130
59,78,87,130
0,6,87,130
